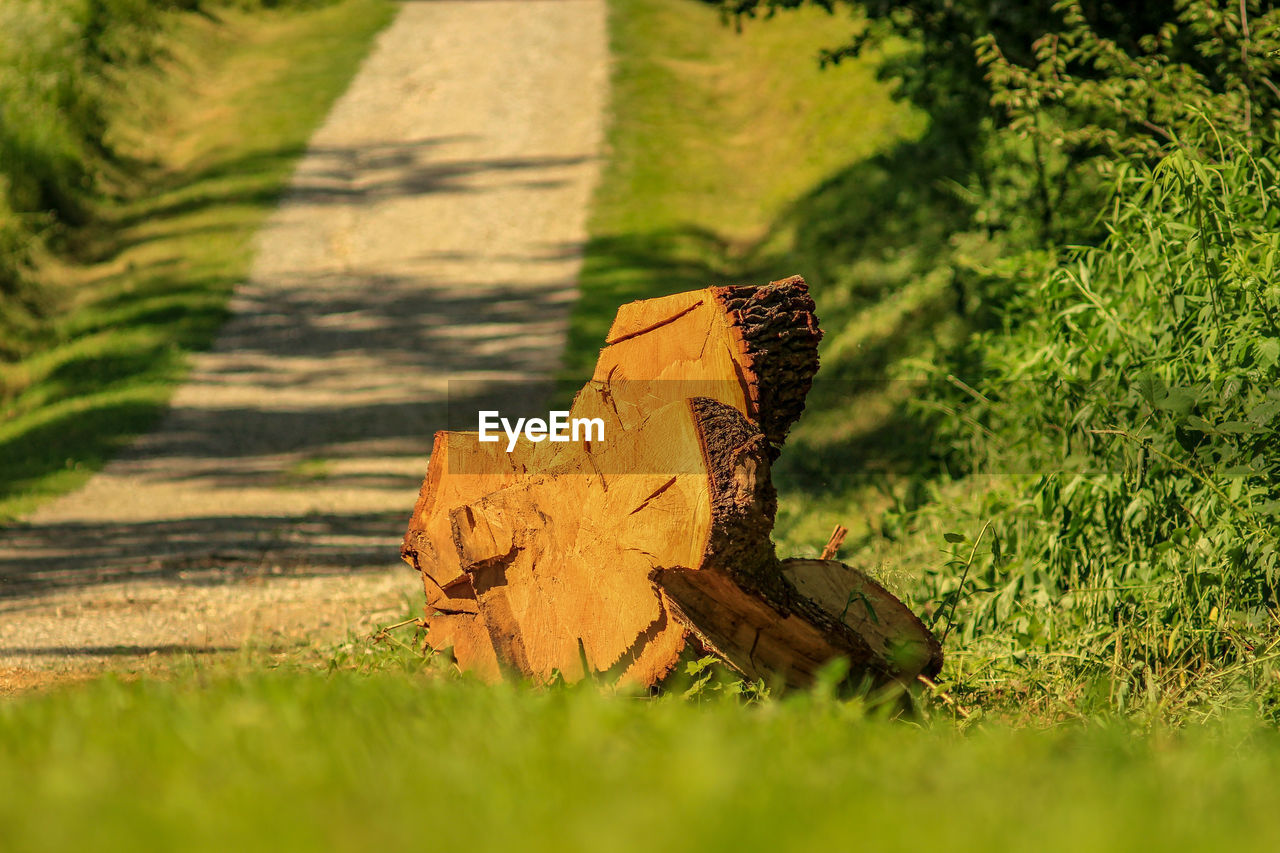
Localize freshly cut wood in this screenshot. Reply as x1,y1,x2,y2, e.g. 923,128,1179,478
401,275,942,689
421,611,501,682
654,558,944,687
573,275,821,456
448,398,723,684
401,432,538,678
402,431,534,609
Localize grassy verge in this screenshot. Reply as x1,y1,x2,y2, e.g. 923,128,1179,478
564,0,925,380
4,649,1280,852
0,0,395,520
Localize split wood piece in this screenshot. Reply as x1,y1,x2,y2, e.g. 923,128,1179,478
574,275,821,457
402,426,621,677
401,432,546,679
447,397,940,687
403,274,818,599
403,276,821,677
402,431,538,611
781,559,942,678
648,401,940,687
447,398,719,685
421,612,501,682
657,562,942,687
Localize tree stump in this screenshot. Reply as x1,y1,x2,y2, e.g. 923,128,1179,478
401,275,941,689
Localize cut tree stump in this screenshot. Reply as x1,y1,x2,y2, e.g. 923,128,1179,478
401,275,942,689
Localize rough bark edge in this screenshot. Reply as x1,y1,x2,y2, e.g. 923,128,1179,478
400,432,448,577
687,396,780,596
680,396,937,685
710,275,822,457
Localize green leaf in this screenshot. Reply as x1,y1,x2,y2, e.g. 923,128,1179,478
1218,421,1257,434
1256,338,1280,370
1158,386,1196,414
1248,400,1280,426
944,532,967,544
1186,415,1216,433
1135,373,1166,405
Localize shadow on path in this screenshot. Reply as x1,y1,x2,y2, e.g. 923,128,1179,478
0,513,407,599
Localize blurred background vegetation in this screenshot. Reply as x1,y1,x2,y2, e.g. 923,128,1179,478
0,0,392,517
0,0,289,355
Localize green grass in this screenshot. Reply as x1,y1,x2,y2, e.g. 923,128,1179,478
4,650,1280,852
0,0,395,520
564,0,925,381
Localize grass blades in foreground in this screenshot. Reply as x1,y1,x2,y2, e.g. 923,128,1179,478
2,654,1280,853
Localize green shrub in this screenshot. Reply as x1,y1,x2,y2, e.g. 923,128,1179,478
726,0,1280,718
904,134,1280,719
883,3,1280,718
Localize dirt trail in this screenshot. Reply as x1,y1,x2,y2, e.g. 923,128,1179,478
0,0,608,681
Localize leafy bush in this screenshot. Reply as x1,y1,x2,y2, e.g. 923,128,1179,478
905,135,1280,719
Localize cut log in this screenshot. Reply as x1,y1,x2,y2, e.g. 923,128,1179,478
400,432,537,678
448,398,722,684
780,559,942,678
575,274,821,456
401,431,537,606
401,275,942,690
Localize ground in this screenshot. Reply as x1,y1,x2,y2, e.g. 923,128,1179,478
0,0,608,687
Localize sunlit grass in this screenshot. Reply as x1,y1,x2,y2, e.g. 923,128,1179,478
564,0,924,381
4,651,1280,852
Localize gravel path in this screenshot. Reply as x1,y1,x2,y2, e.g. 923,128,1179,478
0,0,608,686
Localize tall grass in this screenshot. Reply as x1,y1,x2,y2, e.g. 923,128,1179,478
0,0,331,359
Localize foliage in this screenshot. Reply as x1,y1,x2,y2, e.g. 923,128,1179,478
701,0,1280,719
901,131,1280,722
718,0,1280,276
979,1,1280,159
718,0,1245,152
850,3,1280,720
